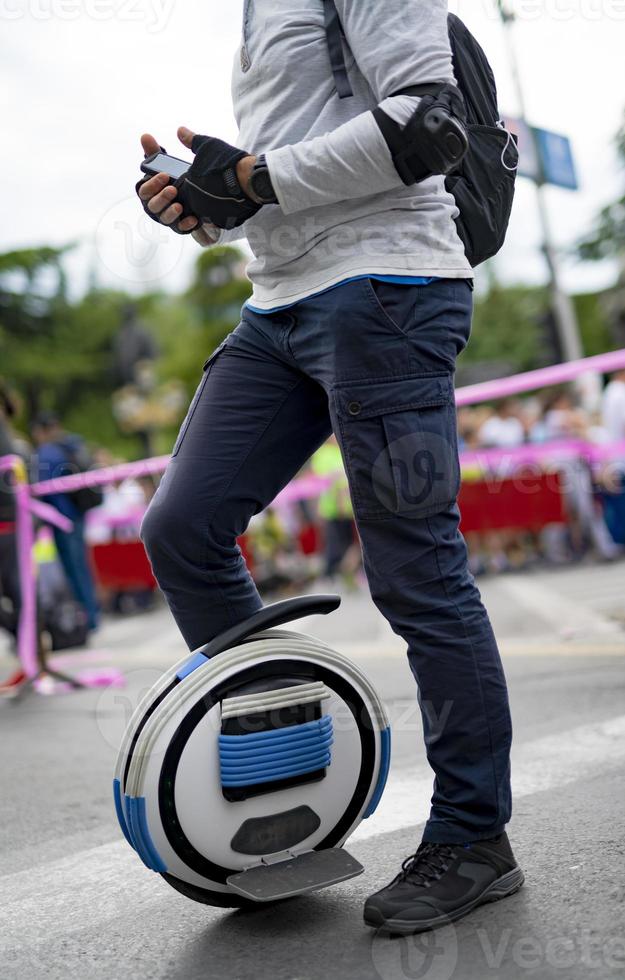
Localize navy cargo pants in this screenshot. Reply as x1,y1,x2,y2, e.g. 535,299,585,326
141,277,513,844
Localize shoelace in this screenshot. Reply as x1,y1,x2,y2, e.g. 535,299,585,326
396,843,457,886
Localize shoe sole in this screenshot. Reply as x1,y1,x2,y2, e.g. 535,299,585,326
364,865,525,936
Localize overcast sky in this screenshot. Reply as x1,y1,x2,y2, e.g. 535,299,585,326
2,0,624,298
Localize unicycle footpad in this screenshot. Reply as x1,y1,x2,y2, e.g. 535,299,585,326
226,848,364,902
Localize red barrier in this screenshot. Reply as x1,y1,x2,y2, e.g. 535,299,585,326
91,541,157,591
459,473,565,533
91,536,255,592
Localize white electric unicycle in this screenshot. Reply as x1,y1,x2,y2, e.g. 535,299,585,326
114,596,390,906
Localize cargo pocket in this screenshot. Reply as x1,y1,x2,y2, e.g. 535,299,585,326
332,373,460,521
172,340,228,458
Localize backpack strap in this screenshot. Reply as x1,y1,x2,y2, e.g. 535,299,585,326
323,0,353,99
323,0,447,105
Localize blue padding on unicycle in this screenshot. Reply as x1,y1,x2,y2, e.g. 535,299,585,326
219,716,333,788
124,793,138,851
113,778,134,849
176,652,209,681
128,797,167,873
363,726,391,818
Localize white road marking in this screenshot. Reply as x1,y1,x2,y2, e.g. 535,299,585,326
352,713,625,841
493,575,623,638
2,714,625,947
0,842,165,948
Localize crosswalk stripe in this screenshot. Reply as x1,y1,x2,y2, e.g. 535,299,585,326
352,713,625,841
493,576,623,637
1,713,624,944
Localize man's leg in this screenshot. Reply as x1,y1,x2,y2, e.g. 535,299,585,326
274,276,519,933
0,533,20,638
279,277,512,843
53,517,99,631
324,518,354,577
141,320,332,651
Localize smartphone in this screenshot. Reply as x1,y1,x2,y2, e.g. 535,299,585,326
140,151,191,181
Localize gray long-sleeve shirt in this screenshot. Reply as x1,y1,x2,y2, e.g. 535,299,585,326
214,0,472,310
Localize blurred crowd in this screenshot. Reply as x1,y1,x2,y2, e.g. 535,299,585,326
246,370,625,589
1,370,625,685
458,374,625,451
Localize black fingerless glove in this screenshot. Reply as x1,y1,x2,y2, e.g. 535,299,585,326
175,135,263,230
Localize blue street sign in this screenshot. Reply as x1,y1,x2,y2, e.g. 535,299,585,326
503,117,579,191
533,128,579,191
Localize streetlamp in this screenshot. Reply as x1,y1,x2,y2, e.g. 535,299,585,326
496,0,584,363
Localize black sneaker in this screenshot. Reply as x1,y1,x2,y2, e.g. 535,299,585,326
364,833,524,935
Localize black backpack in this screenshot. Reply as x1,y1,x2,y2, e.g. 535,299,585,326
60,439,104,514
323,3,519,268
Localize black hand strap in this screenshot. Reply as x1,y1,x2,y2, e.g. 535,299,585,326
323,0,353,99
390,83,447,99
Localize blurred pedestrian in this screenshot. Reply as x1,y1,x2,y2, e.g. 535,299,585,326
532,391,619,558
602,369,625,441
31,413,100,632
312,437,361,586
532,390,587,442
0,383,27,691
478,398,525,448
601,370,625,544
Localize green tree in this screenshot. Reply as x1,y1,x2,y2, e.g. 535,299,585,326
578,112,625,264
0,246,73,417
464,284,549,372
0,243,252,456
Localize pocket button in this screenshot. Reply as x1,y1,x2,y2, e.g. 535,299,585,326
348,401,362,417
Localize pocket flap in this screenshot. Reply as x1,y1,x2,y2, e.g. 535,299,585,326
334,374,454,422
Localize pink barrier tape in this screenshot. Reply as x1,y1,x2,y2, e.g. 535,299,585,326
29,497,73,533
275,474,333,507
456,348,625,407
31,455,171,497
459,439,625,474
15,480,38,678
0,454,19,475
88,507,146,530
75,668,126,688
33,670,126,695
0,457,37,677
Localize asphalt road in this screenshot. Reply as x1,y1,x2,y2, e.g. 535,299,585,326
1,562,624,980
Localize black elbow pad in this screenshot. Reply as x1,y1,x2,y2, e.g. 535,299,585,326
374,83,469,186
